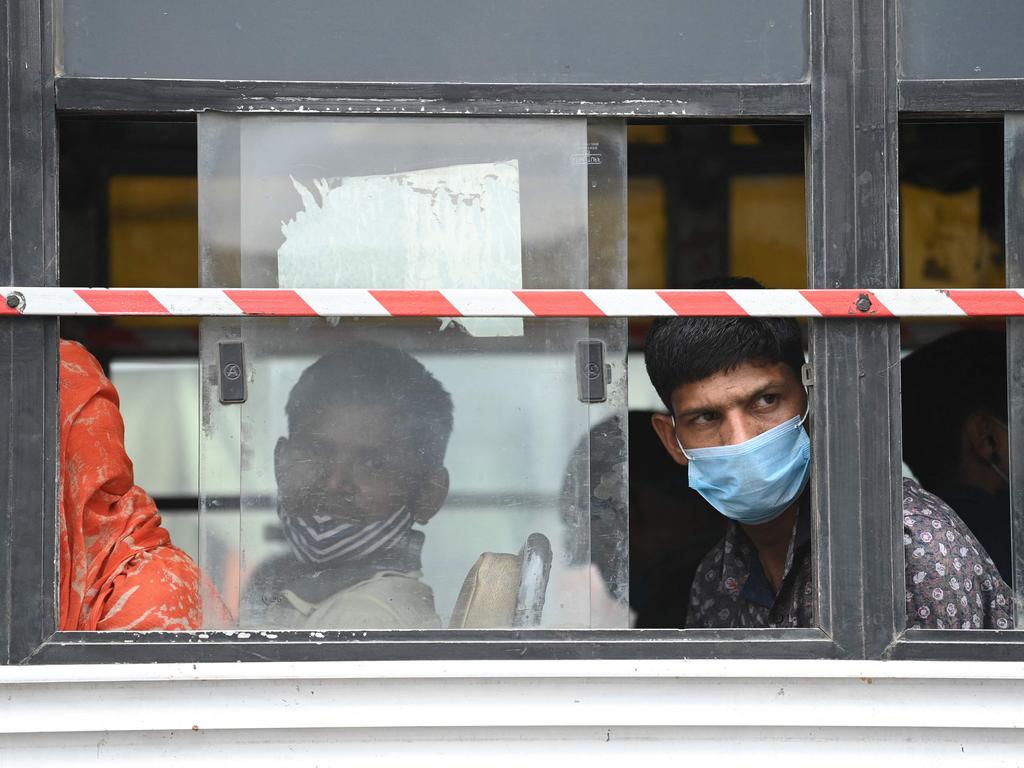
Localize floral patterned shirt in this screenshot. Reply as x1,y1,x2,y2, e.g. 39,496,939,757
686,478,1013,630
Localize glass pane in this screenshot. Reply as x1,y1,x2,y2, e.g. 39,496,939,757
900,0,1024,80
197,114,628,629
200,114,595,291
199,319,627,630
109,359,200,560
62,0,808,84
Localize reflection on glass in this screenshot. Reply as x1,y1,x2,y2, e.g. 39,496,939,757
557,415,629,627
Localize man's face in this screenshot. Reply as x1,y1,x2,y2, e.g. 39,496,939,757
275,403,430,528
651,361,807,464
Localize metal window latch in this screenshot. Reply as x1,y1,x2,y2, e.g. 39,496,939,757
576,339,608,403
801,362,815,387
218,341,247,404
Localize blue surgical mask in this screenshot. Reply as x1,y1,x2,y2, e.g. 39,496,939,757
673,410,810,525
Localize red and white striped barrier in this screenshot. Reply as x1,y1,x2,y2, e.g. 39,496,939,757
2,287,1024,318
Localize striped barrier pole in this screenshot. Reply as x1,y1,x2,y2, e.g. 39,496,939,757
2,287,1023,318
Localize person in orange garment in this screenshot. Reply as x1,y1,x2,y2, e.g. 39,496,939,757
59,339,205,630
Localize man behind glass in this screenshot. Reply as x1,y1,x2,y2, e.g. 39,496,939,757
245,339,452,629
645,277,1012,629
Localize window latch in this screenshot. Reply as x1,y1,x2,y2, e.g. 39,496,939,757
575,339,608,403
218,341,247,404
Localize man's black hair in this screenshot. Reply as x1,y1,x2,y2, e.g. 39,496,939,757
901,329,1007,490
286,339,454,469
644,276,805,411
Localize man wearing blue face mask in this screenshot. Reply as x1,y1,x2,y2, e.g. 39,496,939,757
645,277,1013,630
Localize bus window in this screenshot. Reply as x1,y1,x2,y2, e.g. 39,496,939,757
625,123,810,628
899,121,1013,630
57,116,822,635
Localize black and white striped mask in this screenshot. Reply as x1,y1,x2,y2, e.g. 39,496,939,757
280,506,413,566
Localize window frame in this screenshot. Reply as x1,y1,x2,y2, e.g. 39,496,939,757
4,0,1024,665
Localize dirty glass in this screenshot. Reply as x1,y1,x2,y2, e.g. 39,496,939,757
197,114,628,630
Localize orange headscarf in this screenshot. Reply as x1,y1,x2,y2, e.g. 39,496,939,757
58,340,204,630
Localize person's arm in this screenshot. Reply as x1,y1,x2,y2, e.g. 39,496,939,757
58,340,203,631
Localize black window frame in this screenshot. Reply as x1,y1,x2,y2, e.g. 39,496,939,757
4,0,1024,665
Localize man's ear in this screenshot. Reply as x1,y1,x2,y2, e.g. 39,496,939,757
651,413,688,466
410,467,449,525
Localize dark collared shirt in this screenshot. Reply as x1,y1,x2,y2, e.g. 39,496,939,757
686,478,1013,630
